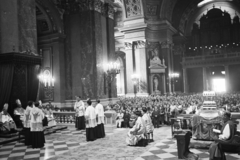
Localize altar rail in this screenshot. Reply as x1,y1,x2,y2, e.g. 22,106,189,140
53,111,117,126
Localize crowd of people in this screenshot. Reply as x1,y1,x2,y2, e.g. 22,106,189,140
114,93,240,129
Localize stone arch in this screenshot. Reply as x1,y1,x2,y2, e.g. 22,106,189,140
36,0,64,35
159,0,178,22
172,0,240,35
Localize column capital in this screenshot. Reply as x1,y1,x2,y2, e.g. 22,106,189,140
146,41,160,49
161,40,174,49
124,42,132,50
136,40,146,49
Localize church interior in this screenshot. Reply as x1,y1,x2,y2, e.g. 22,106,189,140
1,0,240,160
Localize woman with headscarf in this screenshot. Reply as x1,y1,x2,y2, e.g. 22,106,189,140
30,102,45,148
126,111,146,146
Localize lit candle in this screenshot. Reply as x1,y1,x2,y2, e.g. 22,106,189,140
52,78,55,87
44,79,47,87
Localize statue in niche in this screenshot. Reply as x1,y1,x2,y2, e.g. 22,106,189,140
153,75,161,94
150,47,165,67
153,76,159,91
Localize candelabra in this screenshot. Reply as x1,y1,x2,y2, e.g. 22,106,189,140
105,62,120,83
38,70,55,101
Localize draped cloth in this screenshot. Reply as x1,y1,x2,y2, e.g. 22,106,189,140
27,65,40,102
0,64,14,111
126,117,146,146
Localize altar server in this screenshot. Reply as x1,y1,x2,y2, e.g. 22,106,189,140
95,100,105,138
74,96,85,130
30,102,45,148
85,99,97,141
23,101,33,145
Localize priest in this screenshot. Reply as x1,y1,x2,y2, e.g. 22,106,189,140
85,99,97,141
0,103,17,134
209,111,236,160
74,96,85,130
23,101,33,145
95,100,105,138
30,102,45,148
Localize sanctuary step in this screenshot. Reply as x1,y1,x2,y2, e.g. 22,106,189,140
0,125,67,145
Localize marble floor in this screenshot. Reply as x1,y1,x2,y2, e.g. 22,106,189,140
0,125,240,160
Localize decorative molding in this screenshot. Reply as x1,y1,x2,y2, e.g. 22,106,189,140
173,44,185,55
136,40,146,49
124,0,142,18
124,42,132,50
161,41,173,49
0,52,42,65
146,41,160,49
52,0,115,19
146,4,158,16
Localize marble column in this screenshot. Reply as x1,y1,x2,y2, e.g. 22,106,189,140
203,67,207,91
225,65,230,92
125,42,135,97
135,40,149,96
183,68,188,93
64,1,115,99
0,0,37,53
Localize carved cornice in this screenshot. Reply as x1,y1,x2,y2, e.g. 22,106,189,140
124,42,132,50
146,41,160,49
0,52,42,65
53,0,114,19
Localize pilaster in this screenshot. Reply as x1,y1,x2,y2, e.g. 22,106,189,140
124,42,134,95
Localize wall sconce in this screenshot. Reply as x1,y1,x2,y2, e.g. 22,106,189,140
131,74,139,84
169,73,180,79
38,70,55,88
105,61,120,83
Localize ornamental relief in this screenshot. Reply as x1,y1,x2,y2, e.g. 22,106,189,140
124,0,142,18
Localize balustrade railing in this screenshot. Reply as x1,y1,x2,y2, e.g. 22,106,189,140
53,112,76,124
53,110,117,125
183,52,240,61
